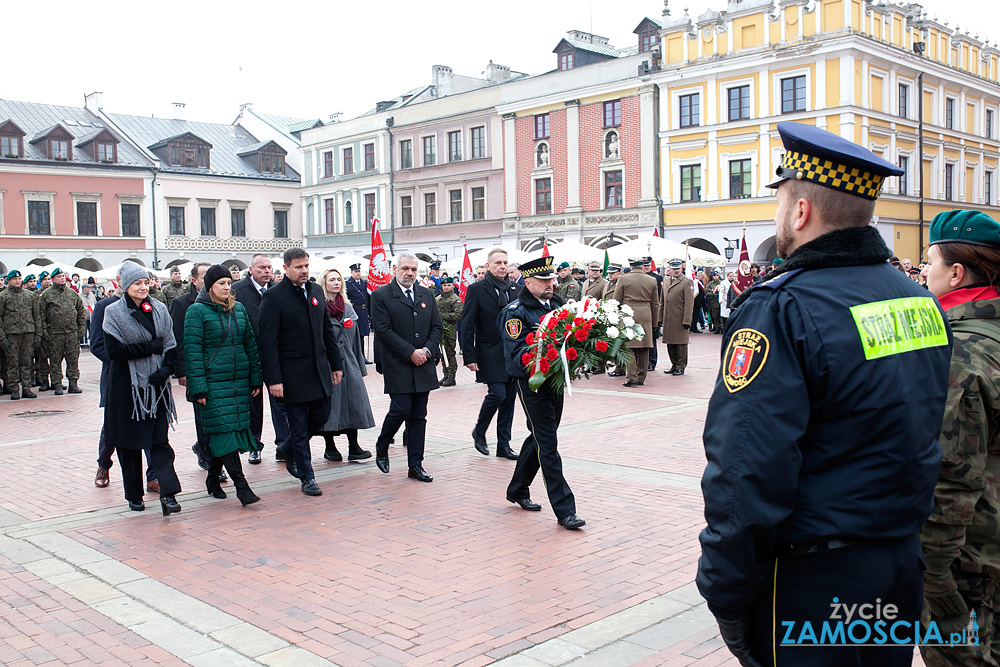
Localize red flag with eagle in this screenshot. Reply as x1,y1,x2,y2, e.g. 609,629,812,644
731,226,753,295
541,239,550,257
458,244,474,302
366,217,390,293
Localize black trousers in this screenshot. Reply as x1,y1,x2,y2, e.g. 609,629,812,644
270,392,288,450
507,378,575,520
376,392,428,468
97,427,155,481
284,396,331,482
117,443,180,503
474,380,516,449
649,332,659,367
751,535,923,667
248,387,264,447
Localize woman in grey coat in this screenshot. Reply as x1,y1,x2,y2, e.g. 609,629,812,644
319,268,374,462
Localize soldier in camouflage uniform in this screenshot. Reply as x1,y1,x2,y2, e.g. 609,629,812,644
555,262,582,302
161,267,186,308
921,209,1000,667
435,277,463,387
39,268,87,395
148,273,168,305
705,271,722,333
0,270,42,400
33,272,53,389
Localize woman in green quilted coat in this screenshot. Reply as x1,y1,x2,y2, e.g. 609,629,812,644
183,264,262,506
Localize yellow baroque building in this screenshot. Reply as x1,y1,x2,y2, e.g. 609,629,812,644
651,0,1000,264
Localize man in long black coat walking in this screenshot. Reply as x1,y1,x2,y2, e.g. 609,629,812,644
370,252,442,482
258,248,343,497
461,247,519,459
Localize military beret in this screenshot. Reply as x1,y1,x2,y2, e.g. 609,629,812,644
929,210,1000,249
5,269,21,280
767,122,904,200
24,274,36,281
49,268,64,278
771,258,784,266
441,276,455,284
38,271,49,279
557,261,571,270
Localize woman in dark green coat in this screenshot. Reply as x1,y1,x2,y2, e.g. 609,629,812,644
183,265,263,506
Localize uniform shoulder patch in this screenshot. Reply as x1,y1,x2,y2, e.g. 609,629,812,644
722,328,770,393
505,318,522,339
758,268,804,291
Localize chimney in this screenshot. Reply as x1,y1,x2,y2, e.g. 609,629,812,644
486,61,511,84
84,91,103,113
171,102,186,120
432,65,454,97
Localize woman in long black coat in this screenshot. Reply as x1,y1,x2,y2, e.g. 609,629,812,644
103,261,182,516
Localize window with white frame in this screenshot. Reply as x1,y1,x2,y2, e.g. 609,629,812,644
988,109,995,139
680,164,702,202
24,192,55,235
898,155,909,196
727,85,751,122
73,194,101,236
945,163,955,200
986,170,994,205
898,83,909,119
945,98,956,130
535,178,552,214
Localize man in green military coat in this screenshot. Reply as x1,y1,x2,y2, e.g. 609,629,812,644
38,268,87,395
161,266,186,308
436,277,463,387
0,270,42,400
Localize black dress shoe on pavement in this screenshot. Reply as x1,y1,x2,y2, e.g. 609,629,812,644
284,457,300,479
647,364,655,372
128,500,145,511
160,496,181,516
347,448,372,461
558,514,586,530
275,448,286,462
21,388,37,399
671,369,685,376
507,496,541,511
496,447,519,460
608,370,625,377
440,377,456,387
408,466,433,482
622,381,643,387
375,444,389,473
301,479,323,496
248,448,262,464
472,429,489,456
663,367,677,374
323,447,343,462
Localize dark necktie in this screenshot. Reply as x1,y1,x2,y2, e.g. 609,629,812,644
405,289,413,305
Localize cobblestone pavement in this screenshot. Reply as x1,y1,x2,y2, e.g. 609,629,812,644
0,333,925,666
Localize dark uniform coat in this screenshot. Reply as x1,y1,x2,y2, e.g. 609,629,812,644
697,226,953,615
460,277,519,384
345,275,370,336
231,276,275,337
612,271,658,348
370,281,442,394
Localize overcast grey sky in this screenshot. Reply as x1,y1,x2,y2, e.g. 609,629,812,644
3,0,994,125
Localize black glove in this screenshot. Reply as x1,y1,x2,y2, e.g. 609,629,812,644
148,367,171,387
150,338,164,355
653,326,662,338
682,324,690,330
713,613,765,667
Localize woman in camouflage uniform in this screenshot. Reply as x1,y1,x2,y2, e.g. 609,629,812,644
921,209,1000,667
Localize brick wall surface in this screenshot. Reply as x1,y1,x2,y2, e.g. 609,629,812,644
579,95,642,211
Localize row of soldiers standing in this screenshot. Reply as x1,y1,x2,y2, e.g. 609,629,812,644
0,268,87,399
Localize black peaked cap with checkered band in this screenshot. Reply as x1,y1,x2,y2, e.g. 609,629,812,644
766,122,904,200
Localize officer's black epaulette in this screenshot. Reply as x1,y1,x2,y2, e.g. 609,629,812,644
505,299,521,310
756,268,804,292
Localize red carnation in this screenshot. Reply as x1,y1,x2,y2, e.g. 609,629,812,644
573,317,585,326
343,318,354,328
595,340,609,352
521,352,532,365
587,319,596,326
565,348,578,361
526,332,535,345
540,360,551,374
558,310,571,320
546,347,559,361
574,329,588,342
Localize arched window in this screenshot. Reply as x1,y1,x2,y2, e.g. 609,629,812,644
345,200,353,227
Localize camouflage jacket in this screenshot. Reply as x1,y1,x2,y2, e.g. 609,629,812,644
161,281,186,307
0,284,42,342
705,279,722,306
39,283,87,334
921,295,1000,577
148,284,168,305
436,292,463,338
556,276,582,302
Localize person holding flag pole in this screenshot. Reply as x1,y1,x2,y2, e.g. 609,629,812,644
730,223,753,297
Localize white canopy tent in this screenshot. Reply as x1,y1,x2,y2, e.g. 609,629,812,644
540,240,606,266
607,237,726,268
441,246,534,274
15,261,98,283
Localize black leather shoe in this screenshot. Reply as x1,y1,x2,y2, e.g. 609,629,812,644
22,388,37,398
408,466,433,482
608,370,625,377
284,457,300,479
375,444,389,473
671,369,685,376
558,514,586,530
647,364,655,372
472,429,489,456
440,378,456,387
496,447,519,460
622,381,643,387
347,448,372,461
193,444,210,471
507,496,541,511
663,368,677,374
128,500,145,511
275,447,286,462
54,386,64,396
160,496,181,516
38,382,51,392
248,448,262,464
301,479,322,496
323,448,343,462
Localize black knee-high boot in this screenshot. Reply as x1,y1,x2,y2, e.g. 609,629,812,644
207,457,227,499
221,452,259,506
342,429,371,461
322,432,342,461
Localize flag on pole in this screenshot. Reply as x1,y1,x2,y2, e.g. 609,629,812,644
652,226,660,237
541,238,550,257
366,217,390,293
458,244,474,302
685,244,701,296
731,225,753,295
602,248,610,278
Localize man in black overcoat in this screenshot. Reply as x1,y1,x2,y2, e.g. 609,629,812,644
370,253,442,482
345,263,371,359
257,248,343,496
232,253,287,464
460,247,519,459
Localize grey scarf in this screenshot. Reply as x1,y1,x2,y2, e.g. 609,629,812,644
103,297,178,424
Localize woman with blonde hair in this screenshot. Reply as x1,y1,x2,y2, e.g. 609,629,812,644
183,264,263,506
318,268,374,462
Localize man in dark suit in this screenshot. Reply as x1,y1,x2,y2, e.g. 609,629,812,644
258,248,343,496
168,262,217,475
461,247,519,460
232,253,286,465
345,263,370,360
370,252,443,482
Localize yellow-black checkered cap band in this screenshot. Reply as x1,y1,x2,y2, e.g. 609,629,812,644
777,151,886,200
520,256,556,278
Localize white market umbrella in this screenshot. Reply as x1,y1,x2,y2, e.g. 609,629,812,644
441,246,533,274
16,261,98,283
542,240,605,266
608,237,726,268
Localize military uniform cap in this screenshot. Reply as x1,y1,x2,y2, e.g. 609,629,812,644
628,258,645,268
557,261,571,270
520,256,557,279
349,263,361,271
608,265,622,273
429,261,442,269
642,256,653,265
38,271,49,279
667,259,683,269
5,269,21,280
767,122,903,200
24,274,35,282
586,262,601,270
49,268,64,278
928,209,1000,249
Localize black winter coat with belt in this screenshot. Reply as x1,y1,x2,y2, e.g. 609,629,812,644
460,277,519,383
257,277,343,404
370,281,442,394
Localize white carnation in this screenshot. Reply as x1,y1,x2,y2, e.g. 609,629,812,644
606,312,620,325
625,328,636,340
620,304,634,316
623,316,635,327
607,326,620,339
601,300,619,312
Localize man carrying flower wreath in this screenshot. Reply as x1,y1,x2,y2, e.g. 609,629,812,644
499,256,586,530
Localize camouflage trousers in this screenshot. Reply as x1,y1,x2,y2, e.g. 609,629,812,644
4,333,34,389
34,338,50,385
921,569,999,667
47,332,81,387
441,332,458,380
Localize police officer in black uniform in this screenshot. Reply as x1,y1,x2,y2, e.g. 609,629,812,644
499,256,585,531
698,122,953,667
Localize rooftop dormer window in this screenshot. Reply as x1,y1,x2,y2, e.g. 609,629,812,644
77,128,120,163
150,132,212,170
50,138,70,160
237,140,287,175
559,52,574,71
259,153,284,174
0,120,25,158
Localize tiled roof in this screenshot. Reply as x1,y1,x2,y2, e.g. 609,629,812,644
0,99,151,167
106,113,299,181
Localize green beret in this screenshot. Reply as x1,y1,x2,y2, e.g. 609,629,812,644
24,274,36,282
441,277,455,284
38,271,49,279
557,261,571,270
929,209,1000,249
771,258,784,266
5,270,21,280
49,268,64,278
